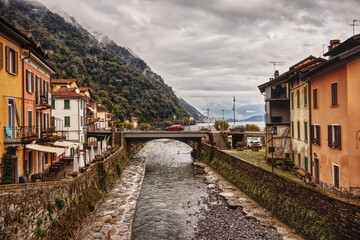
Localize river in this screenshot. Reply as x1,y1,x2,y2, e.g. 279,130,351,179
132,139,208,240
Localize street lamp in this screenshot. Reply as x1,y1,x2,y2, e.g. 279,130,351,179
269,127,277,172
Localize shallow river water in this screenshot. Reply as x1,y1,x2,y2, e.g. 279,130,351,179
132,139,208,240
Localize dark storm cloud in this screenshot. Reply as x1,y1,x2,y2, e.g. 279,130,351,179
38,0,360,117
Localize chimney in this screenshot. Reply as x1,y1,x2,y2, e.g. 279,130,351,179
328,39,340,51
274,70,279,79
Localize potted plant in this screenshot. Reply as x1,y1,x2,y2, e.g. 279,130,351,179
252,142,261,151
236,141,245,151
79,167,86,173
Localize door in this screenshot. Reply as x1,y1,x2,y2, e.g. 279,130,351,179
8,100,15,138
314,158,320,184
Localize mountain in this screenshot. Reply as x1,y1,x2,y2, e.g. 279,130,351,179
239,115,265,122
179,98,207,122
0,0,190,123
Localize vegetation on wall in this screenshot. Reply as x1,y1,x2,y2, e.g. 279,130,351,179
245,124,261,131
0,0,189,123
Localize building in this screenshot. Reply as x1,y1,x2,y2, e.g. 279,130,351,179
289,56,326,173
302,35,360,195
96,105,113,130
51,87,87,145
258,70,291,163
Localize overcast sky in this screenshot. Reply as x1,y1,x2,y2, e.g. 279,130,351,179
37,0,360,118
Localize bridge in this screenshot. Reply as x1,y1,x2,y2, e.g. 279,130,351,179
124,131,207,152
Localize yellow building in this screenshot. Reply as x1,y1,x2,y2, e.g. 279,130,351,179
0,19,32,183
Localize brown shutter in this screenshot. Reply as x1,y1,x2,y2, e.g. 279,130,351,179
26,70,29,92
338,125,341,149
31,72,34,93
310,125,314,142
316,125,320,145
328,125,332,147
0,42,3,69
14,51,18,75
5,46,9,72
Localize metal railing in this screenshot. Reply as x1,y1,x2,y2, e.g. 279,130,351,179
319,182,353,199
3,126,60,142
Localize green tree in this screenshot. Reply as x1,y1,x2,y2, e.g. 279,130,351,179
140,123,151,130
245,124,261,131
214,120,230,131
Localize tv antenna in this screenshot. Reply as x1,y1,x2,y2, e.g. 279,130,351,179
270,61,284,72
321,44,327,55
349,19,360,36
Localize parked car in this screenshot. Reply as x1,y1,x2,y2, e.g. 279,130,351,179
247,137,262,148
165,125,184,131
229,125,245,132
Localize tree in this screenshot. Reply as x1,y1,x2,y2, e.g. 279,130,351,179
245,124,260,131
140,123,151,130
214,120,230,131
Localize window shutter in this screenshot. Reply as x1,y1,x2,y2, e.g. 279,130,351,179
5,46,9,72
39,78,42,97
328,125,332,147
30,72,35,93
14,51,18,75
316,125,320,145
26,70,29,92
0,42,3,69
310,125,314,142
338,125,341,149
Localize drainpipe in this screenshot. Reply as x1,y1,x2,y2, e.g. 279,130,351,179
21,48,31,182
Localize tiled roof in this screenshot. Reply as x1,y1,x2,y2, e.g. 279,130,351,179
51,91,82,97
51,79,77,84
78,87,89,92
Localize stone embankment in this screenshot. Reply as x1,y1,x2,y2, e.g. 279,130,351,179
77,158,146,240
193,161,301,240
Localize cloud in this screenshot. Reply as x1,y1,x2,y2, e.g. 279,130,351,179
37,0,360,118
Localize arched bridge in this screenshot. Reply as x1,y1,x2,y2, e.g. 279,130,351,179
124,131,207,152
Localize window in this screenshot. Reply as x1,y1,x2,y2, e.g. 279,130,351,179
45,153,49,165
311,125,320,145
28,110,32,133
304,121,308,141
331,82,338,106
52,99,55,109
298,153,301,168
313,88,318,109
5,46,18,75
292,151,295,162
26,70,35,93
304,156,308,172
291,121,294,137
304,86,307,106
64,116,70,127
297,89,300,107
291,92,294,109
36,76,41,104
333,164,340,188
271,84,287,98
81,116,83,126
64,100,70,109
328,125,341,149
297,121,300,139
44,113,49,130
80,100,83,110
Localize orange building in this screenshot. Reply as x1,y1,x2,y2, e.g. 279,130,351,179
304,35,360,195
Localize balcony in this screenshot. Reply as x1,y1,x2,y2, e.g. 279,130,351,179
36,93,52,110
4,126,38,144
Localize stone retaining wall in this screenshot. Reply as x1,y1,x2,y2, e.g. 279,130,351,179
0,147,129,240
198,144,360,240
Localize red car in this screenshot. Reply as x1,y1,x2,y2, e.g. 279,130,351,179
165,125,184,131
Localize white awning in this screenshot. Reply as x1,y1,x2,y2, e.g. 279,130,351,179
26,144,65,156
87,106,95,112
53,141,79,148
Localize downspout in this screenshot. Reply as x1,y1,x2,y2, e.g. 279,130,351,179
21,48,31,181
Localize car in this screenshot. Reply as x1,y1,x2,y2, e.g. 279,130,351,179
229,125,245,132
165,125,184,131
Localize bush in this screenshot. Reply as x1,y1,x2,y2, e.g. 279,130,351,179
125,122,134,129
140,123,151,130
245,124,261,131
36,227,45,237
214,120,230,131
37,217,44,226
236,142,245,147
55,197,67,209
52,218,60,226
200,126,208,131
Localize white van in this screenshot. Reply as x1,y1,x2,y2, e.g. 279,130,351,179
247,137,262,148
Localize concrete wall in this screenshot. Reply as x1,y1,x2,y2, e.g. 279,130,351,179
0,147,129,240
198,144,360,240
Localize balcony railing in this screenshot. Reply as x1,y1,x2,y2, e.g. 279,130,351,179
36,93,52,109
4,126,38,143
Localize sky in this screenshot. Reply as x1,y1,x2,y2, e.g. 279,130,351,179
37,0,360,119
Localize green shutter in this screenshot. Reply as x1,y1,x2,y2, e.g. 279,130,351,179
304,121,308,140
65,116,70,127
64,100,70,109
297,121,300,139
31,72,34,93
304,157,308,172
52,99,55,109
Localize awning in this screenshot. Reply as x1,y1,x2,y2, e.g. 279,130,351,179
26,144,65,156
87,106,95,113
53,141,79,148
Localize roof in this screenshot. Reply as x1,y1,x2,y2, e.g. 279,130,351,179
53,141,79,148
26,144,65,156
51,90,83,98
258,56,326,93
78,87,89,92
51,79,77,84
324,34,360,57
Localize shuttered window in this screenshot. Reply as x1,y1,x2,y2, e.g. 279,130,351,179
31,72,34,93
5,46,18,75
28,110,32,133
304,121,308,140
0,42,3,69
304,156,308,172
64,116,70,127
26,70,34,93
291,92,294,109
311,125,320,145
328,125,332,147
304,86,307,106
291,121,294,137
64,100,70,109
297,89,300,107
333,165,340,188
313,88,318,108
331,82,338,106
297,121,300,139
328,125,341,149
